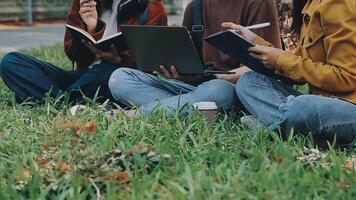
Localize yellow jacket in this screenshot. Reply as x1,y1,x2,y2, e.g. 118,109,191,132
256,0,356,102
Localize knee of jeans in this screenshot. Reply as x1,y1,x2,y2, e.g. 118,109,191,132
108,68,132,99
205,79,237,107
0,52,20,76
235,72,259,98
280,95,322,134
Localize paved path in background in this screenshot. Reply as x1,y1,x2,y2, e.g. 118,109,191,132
0,24,65,53
0,15,184,53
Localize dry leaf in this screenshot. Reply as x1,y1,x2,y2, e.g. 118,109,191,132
342,157,356,170
22,166,31,179
337,181,350,191
64,120,84,135
42,143,51,150
37,156,48,167
115,172,130,184
58,161,71,174
79,143,88,150
85,122,96,135
125,149,133,157
134,143,154,153
271,155,283,164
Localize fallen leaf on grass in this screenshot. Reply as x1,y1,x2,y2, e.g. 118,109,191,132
14,167,32,190
134,143,154,154
22,167,31,179
296,147,329,169
64,120,84,135
42,143,51,150
115,172,130,184
79,143,88,150
37,156,48,167
85,121,96,135
270,155,283,164
337,181,350,191
58,161,71,175
342,157,356,171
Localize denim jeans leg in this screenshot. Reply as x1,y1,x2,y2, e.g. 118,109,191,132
139,79,237,117
109,68,237,117
279,95,356,145
109,68,196,107
67,62,119,103
0,52,83,102
236,71,301,127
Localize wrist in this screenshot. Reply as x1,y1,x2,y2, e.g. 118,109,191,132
86,24,97,34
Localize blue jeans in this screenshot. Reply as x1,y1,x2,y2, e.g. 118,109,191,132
236,71,356,145
0,52,119,103
109,68,238,116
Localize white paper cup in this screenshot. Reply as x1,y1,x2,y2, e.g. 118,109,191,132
193,102,218,122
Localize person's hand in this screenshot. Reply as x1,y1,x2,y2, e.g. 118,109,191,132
221,22,258,43
248,45,284,69
83,40,122,65
154,66,201,83
215,66,252,84
79,0,98,34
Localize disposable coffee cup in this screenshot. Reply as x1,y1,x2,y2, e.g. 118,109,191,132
193,102,218,122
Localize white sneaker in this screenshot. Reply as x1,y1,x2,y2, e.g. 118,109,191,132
69,105,87,116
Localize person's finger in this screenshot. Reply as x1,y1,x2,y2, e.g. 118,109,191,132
82,2,96,8
170,66,180,79
153,71,163,76
81,12,94,19
248,46,266,54
222,22,243,30
81,1,96,8
80,0,90,7
79,6,96,15
249,52,265,61
160,66,172,78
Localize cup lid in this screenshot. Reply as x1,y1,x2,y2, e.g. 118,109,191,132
193,102,218,110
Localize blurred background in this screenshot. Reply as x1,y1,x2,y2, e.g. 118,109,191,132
0,0,295,53
0,0,189,23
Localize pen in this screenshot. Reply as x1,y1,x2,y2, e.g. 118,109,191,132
205,70,236,75
245,22,271,30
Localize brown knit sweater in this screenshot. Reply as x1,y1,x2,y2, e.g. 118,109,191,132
183,0,282,71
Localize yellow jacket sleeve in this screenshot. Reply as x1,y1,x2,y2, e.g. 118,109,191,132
275,0,356,93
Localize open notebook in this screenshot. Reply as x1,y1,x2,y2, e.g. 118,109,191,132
66,24,128,52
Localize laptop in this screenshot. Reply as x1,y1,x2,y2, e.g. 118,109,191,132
120,25,232,75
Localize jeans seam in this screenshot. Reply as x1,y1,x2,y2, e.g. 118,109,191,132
322,122,356,131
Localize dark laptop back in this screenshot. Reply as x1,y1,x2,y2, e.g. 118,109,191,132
120,25,205,75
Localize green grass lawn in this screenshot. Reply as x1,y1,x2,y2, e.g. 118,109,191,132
0,44,355,199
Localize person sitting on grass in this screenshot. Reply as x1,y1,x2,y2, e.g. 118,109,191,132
224,0,356,146
108,0,282,117
0,0,167,104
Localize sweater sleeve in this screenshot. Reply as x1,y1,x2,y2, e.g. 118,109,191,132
64,0,107,70
182,2,193,30
275,0,356,93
